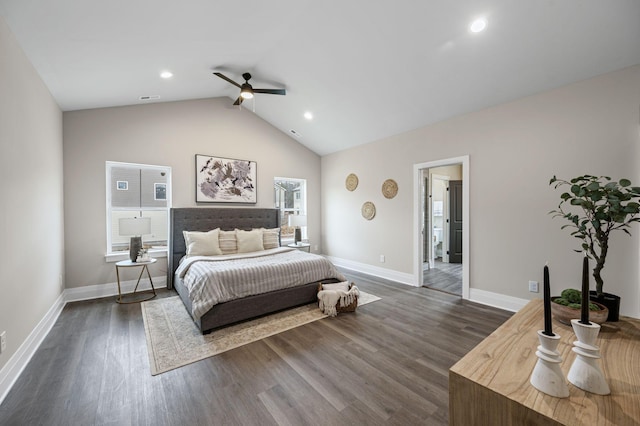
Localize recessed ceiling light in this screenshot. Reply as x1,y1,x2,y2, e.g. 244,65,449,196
469,18,487,33
160,71,173,79
304,111,313,120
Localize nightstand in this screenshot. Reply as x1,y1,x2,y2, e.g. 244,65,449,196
287,242,311,252
115,258,157,303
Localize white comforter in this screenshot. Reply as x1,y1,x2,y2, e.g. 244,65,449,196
176,247,346,320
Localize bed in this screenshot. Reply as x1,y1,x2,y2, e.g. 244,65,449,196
168,207,345,333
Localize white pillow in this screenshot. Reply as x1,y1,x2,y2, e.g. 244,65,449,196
183,229,222,256
322,281,351,292
236,229,265,253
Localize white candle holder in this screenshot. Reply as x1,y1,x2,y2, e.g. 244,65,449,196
567,319,610,395
530,330,569,398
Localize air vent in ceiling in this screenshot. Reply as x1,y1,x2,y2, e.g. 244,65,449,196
139,95,161,101
289,129,302,138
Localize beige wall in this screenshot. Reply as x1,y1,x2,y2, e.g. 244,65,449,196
63,98,321,289
322,65,640,317
0,17,64,370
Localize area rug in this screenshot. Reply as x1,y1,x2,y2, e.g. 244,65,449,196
142,291,381,375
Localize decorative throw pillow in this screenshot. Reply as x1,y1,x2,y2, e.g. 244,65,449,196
322,281,351,292
183,229,222,256
262,228,280,249
219,230,238,255
236,229,265,253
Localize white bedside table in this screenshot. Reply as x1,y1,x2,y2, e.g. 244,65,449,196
115,258,157,303
287,242,311,252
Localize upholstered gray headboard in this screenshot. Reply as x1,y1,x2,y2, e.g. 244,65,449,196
168,208,280,289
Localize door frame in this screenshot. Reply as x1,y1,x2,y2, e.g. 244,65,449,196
413,155,469,299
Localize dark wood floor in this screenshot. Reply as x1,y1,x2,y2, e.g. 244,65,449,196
423,260,463,296
0,271,511,426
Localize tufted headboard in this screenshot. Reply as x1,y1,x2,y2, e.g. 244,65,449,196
167,207,280,289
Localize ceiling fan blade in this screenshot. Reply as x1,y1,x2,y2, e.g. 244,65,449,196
214,72,241,88
253,88,286,96
233,96,243,106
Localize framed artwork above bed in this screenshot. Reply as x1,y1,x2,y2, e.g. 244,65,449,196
196,154,257,203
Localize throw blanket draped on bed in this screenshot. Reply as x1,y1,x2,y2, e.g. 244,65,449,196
176,247,346,320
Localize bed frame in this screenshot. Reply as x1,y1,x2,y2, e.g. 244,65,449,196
168,207,330,334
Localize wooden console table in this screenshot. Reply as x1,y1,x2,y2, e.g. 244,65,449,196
450,299,640,425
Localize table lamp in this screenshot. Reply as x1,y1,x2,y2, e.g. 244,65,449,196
288,215,307,245
119,217,151,262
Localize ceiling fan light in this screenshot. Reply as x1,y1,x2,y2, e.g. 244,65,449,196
240,84,254,99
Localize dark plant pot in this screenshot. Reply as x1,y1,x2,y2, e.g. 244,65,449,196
589,291,620,322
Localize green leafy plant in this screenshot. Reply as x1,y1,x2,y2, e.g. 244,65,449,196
553,289,599,311
550,175,640,296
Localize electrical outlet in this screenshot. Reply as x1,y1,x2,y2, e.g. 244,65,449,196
529,281,539,293
0,331,6,354
379,255,385,263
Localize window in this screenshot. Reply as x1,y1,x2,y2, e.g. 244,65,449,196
106,162,171,258
274,177,306,244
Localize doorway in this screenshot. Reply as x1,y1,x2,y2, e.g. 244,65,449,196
423,167,462,296
429,173,450,266
413,156,469,299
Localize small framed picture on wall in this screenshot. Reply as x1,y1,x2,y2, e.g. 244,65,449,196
154,183,167,200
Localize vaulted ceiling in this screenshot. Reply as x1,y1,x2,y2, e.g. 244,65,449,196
1,1,639,155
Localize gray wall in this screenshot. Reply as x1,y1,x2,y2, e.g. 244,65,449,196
63,98,321,289
0,17,64,371
322,65,640,317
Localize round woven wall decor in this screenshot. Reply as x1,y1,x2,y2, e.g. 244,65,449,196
345,173,359,191
361,201,376,220
382,179,398,199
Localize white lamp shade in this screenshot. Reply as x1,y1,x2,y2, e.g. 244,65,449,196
288,215,307,227
119,217,151,236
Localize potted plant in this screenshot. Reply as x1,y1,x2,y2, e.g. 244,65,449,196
549,175,640,321
551,289,608,325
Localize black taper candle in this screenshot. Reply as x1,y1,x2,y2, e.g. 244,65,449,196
580,254,591,325
543,264,553,336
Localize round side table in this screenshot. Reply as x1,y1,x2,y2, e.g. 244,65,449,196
287,242,311,252
115,258,157,303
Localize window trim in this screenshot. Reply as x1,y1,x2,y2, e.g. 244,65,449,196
104,248,168,263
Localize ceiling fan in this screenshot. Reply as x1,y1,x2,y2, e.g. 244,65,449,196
213,72,286,105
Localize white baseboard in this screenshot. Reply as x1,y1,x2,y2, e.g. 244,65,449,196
64,276,167,303
0,276,166,406
469,288,529,313
327,255,530,313
325,255,415,286
0,292,66,405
